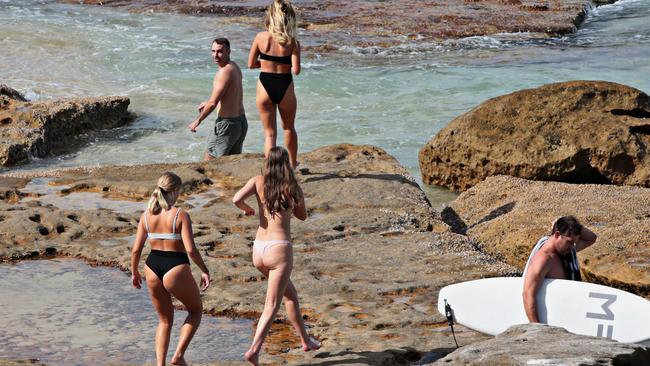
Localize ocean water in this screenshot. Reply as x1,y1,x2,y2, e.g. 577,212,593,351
0,259,252,365
1,0,649,208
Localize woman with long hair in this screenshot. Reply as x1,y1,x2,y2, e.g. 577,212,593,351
233,147,320,365
131,172,211,366
248,0,301,168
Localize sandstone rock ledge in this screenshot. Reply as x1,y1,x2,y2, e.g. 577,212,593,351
0,144,517,365
432,323,650,365
0,84,134,167
445,175,650,299
419,81,650,191
61,0,616,50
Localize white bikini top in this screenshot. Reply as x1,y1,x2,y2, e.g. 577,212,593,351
144,208,182,240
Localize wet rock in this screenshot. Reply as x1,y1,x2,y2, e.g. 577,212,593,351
0,84,27,102
0,144,517,365
447,175,650,298
419,81,650,191
60,0,613,51
0,360,47,366
0,86,134,167
433,323,650,365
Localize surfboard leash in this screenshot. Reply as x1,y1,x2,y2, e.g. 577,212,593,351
444,299,460,348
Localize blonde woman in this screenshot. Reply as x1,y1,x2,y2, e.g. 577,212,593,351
248,0,301,168
131,172,211,366
233,147,320,366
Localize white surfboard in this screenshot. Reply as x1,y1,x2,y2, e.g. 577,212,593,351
437,277,650,343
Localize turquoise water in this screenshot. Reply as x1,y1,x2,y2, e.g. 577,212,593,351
1,0,649,206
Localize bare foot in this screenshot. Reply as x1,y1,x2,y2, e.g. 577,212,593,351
244,350,260,366
302,336,321,352
292,160,300,170
171,355,188,366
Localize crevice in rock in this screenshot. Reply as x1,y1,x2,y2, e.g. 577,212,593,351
37,225,49,235
440,206,468,235
560,166,612,184
630,124,650,135
559,150,612,184
607,154,635,175
610,108,650,119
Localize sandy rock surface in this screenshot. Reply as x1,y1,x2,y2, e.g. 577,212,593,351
0,85,134,167
60,0,613,51
419,80,650,191
0,144,517,365
432,323,650,365
445,175,650,298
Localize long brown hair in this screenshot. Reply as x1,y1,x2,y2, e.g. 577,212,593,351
265,0,297,45
147,172,182,214
263,147,302,217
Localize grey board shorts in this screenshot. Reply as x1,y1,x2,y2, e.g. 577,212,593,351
206,114,248,157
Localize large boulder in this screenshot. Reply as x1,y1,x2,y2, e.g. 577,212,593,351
445,175,650,298
419,80,650,191
0,144,517,365
433,323,650,365
0,86,133,166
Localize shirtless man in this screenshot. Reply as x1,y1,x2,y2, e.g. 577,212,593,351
188,38,247,160
522,215,597,322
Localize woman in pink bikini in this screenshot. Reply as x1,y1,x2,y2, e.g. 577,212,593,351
232,147,320,365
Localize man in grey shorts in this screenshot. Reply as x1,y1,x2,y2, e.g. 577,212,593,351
188,37,247,159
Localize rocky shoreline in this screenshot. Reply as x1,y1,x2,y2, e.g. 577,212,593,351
60,0,618,52
0,84,134,167
1,143,649,365
0,144,514,365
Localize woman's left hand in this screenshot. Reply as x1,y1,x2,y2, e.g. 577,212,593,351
132,272,142,289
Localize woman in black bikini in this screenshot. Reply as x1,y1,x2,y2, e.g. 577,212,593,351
248,0,301,168
131,172,211,366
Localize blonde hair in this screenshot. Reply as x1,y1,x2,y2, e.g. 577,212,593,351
147,172,182,214
265,0,297,45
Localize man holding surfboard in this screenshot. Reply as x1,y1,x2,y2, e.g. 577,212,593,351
522,216,597,323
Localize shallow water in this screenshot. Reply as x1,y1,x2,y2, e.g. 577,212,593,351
1,0,650,208
20,178,145,213
0,259,252,365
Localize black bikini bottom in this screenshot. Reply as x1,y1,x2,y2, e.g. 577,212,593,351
259,72,293,104
145,250,190,281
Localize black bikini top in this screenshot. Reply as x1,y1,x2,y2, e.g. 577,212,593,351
259,52,291,65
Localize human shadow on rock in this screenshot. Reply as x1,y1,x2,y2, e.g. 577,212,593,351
303,173,421,190
298,347,443,365
469,201,516,230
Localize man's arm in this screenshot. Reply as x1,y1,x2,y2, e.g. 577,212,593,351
188,69,229,132
522,253,551,323
575,225,597,252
